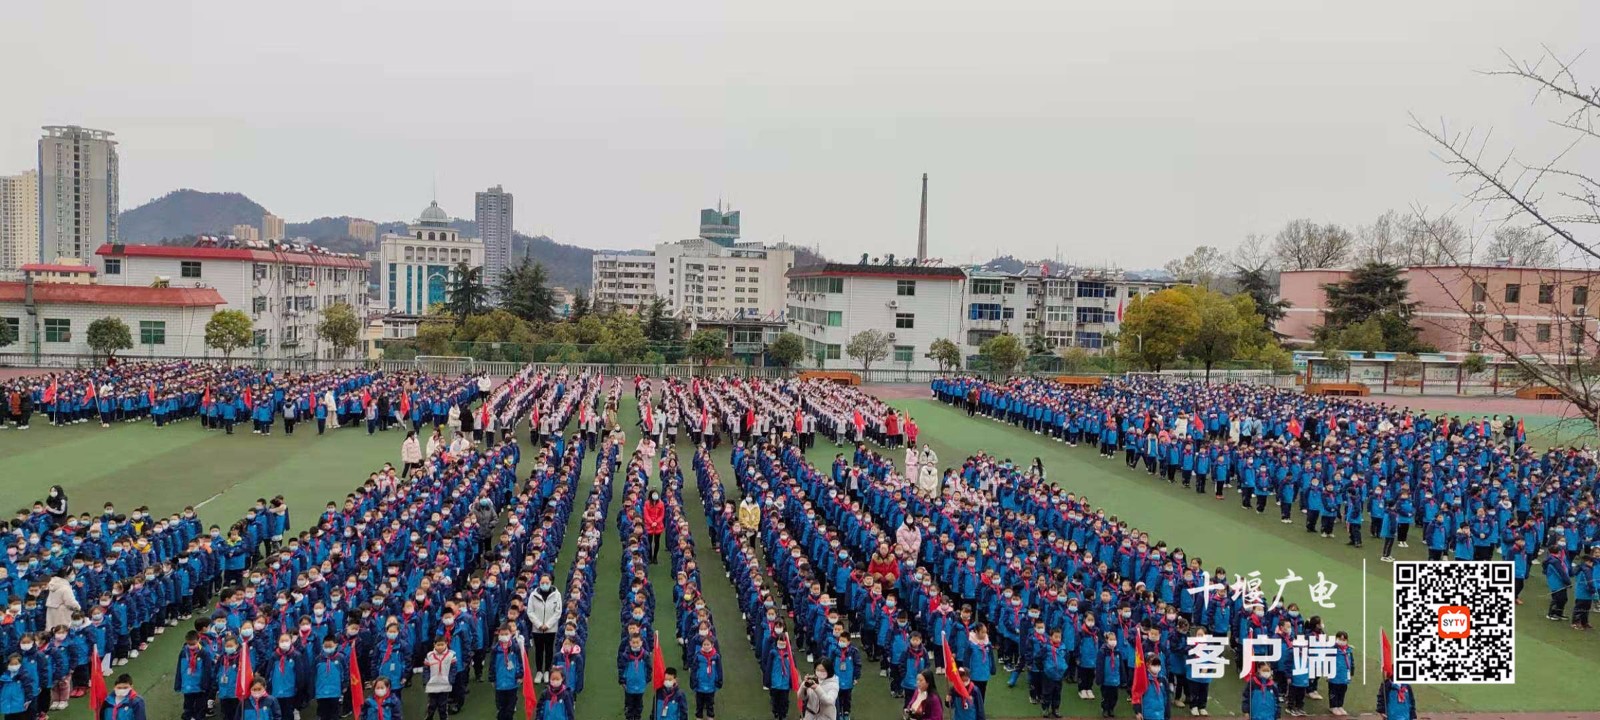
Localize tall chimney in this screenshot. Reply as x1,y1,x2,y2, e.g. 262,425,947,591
916,173,928,262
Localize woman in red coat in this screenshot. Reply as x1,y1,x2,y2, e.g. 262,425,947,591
885,412,901,448
644,490,666,564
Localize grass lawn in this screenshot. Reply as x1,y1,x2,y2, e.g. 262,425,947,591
1,398,1593,718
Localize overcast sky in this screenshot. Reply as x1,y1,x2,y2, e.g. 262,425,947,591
2,1,1594,265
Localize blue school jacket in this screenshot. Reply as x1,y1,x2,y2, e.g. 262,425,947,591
653,688,689,720
101,693,149,720
1242,677,1279,720
173,647,215,694
239,695,282,720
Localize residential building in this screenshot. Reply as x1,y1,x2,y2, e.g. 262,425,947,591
231,224,260,243
20,261,96,285
377,201,485,315
261,213,285,242
590,206,793,318
0,282,224,358
1,169,40,275
475,185,513,296
38,126,119,263
590,252,658,312
1279,265,1600,357
689,316,787,364
785,262,967,371
964,265,1171,352
348,218,378,245
94,240,369,358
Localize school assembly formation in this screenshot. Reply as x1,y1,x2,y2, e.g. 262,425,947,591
12,365,1596,720
0,361,490,436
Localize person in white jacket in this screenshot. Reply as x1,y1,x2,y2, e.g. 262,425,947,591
527,574,563,682
45,571,80,629
801,660,840,720
401,431,423,475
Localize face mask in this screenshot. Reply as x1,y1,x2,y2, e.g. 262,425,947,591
225,646,238,655
375,689,388,698
241,628,255,639
387,632,399,640
280,641,293,650
252,690,267,699
6,665,17,673
115,689,130,698
325,647,337,655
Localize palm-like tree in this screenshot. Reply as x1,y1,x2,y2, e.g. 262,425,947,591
445,262,489,320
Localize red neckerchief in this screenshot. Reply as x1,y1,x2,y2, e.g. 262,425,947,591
185,646,201,673
277,649,294,674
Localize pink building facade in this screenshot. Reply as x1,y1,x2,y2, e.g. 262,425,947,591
1277,265,1600,358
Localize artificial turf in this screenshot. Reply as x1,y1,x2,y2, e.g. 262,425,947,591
0,397,1594,718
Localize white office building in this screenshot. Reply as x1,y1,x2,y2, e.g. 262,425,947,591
785,263,967,371
378,201,485,315
0,282,225,358
591,206,794,319
963,266,1172,352
94,241,369,358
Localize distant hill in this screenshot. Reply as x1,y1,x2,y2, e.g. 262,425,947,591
118,190,268,243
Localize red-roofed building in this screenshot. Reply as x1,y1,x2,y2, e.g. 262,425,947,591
0,281,225,357
20,262,97,285
93,241,370,357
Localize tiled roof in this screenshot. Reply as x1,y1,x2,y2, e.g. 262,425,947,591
0,282,226,307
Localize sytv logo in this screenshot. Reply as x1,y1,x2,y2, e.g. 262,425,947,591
1437,605,1471,638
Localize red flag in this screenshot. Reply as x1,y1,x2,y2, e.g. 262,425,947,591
348,645,365,714
942,637,970,701
1130,632,1148,704
1117,297,1125,322
1517,418,1526,443
519,641,538,718
579,401,588,426
362,388,372,408
237,640,254,700
148,384,157,404
785,645,803,713
479,403,489,427
643,403,654,431
202,386,212,406
1381,629,1393,679
85,381,96,402
243,387,254,410
400,392,411,416
1288,417,1302,439
44,378,58,404
651,631,666,690
88,647,108,714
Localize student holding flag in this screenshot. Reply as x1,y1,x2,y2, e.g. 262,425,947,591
653,667,690,720
487,625,524,720
98,674,148,720
534,667,575,720
1376,632,1416,720
360,678,400,720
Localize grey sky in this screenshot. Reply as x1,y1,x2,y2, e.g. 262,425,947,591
2,0,1594,266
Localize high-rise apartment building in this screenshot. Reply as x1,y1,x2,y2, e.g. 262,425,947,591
261,213,285,242
347,218,378,245
0,170,39,274
475,185,513,296
231,224,260,243
38,126,118,263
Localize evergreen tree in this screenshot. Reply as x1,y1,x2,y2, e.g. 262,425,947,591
568,291,591,321
643,297,681,345
1233,264,1290,332
445,262,490,320
497,259,557,324
1317,262,1422,351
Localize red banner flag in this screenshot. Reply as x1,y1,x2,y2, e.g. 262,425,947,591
1381,629,1393,679
1130,632,1148,704
88,647,108,715
243,387,253,410
202,386,212,406
44,378,57,404
148,384,157,404
85,381,96,402
237,640,254,699
400,392,411,416
519,641,539,717
786,644,804,713
479,403,489,427
348,645,365,714
651,631,666,690
942,637,970,701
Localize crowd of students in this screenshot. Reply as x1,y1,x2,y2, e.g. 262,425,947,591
931,375,1600,629
0,361,489,438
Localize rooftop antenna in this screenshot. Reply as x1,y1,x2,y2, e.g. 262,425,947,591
916,173,929,262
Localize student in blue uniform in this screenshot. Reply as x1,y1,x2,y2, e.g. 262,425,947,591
653,668,689,720
687,635,722,720
99,674,148,720
1095,631,1121,718
1241,664,1280,720
173,631,215,720
1376,677,1416,720
535,666,575,720
313,637,347,720
488,627,523,720
361,678,400,720
241,679,283,720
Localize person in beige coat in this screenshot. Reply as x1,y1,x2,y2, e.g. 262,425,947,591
801,660,839,720
46,571,80,629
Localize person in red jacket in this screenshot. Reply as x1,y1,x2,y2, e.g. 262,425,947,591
644,490,666,564
885,412,901,448
906,418,919,447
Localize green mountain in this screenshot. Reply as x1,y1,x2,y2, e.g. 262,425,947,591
117,190,268,244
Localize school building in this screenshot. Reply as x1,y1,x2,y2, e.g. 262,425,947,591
1278,264,1600,357
93,241,370,358
0,282,225,358
785,262,967,371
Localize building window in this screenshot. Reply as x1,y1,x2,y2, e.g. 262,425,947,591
253,329,268,347
1076,332,1104,349
139,321,166,345
1,317,17,341
896,280,916,296
1502,324,1518,342
1471,282,1486,302
1003,282,1016,294
1572,323,1586,345
895,313,915,329
1076,281,1107,298
1576,286,1590,305
180,261,202,278
104,258,121,275
970,279,1003,295
1504,284,1520,303
1469,322,1485,340
1538,284,1555,304
252,296,268,313
968,303,1002,320
44,318,70,343
893,345,914,363
967,329,1000,345
1537,323,1552,342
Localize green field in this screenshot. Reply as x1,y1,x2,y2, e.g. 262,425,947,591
1,398,1595,718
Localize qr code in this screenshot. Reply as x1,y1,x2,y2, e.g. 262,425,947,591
1392,561,1515,684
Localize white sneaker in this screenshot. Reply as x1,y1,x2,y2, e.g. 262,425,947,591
1200,709,1209,716
128,650,139,658
1307,692,1322,700
1190,708,1200,715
